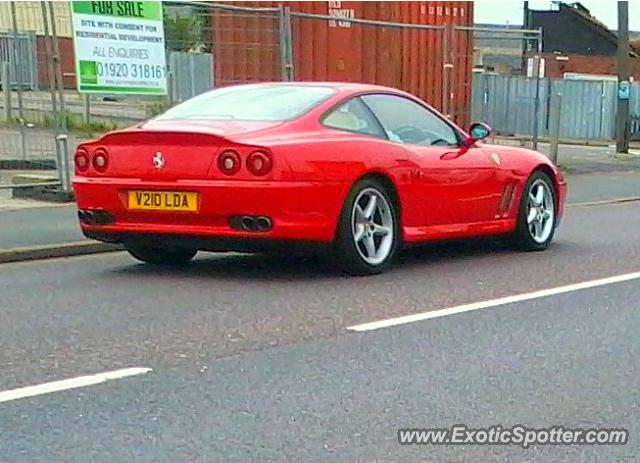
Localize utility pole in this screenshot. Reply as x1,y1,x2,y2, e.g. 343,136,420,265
521,1,530,73
40,1,59,127
616,0,630,153
9,1,24,120
47,1,66,130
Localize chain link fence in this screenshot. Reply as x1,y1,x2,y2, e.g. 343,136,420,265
0,1,547,193
461,26,544,148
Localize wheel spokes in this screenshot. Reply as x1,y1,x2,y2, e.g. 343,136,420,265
533,218,543,238
372,224,390,236
362,234,377,258
351,188,394,265
363,194,377,220
535,184,544,205
353,223,365,242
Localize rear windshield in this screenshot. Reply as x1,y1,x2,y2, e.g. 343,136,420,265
156,85,336,122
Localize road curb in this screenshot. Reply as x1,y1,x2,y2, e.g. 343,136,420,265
0,241,123,264
567,196,640,208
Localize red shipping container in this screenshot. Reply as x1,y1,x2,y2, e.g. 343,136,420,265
210,1,473,122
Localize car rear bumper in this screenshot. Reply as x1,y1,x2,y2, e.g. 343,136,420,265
72,177,348,244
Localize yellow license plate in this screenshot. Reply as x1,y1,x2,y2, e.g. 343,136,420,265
127,191,198,212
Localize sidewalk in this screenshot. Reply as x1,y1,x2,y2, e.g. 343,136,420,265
492,139,640,174
0,190,120,263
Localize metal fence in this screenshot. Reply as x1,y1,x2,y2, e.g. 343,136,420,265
472,73,639,142
0,32,38,90
451,26,541,128
10,0,634,193
168,51,214,103
0,124,70,191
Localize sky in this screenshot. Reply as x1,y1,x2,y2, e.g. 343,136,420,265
474,0,640,31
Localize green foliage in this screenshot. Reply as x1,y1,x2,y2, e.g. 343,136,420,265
42,111,119,134
1,112,118,136
163,9,208,52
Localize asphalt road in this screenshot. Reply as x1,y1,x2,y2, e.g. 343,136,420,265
1,201,640,461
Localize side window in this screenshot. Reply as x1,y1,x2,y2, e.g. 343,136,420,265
322,97,386,138
361,94,459,147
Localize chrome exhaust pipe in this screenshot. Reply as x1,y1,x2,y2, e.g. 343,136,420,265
84,210,96,224
255,216,272,232
241,216,257,231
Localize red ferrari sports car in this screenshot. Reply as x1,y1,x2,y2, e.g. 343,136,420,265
73,82,566,275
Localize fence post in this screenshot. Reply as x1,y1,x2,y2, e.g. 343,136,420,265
10,2,24,121
278,6,294,81
442,27,452,117
83,93,90,124
189,55,196,97
531,56,542,150
549,91,563,165
48,1,66,130
166,69,174,106
2,62,11,120
40,0,59,127
55,134,71,193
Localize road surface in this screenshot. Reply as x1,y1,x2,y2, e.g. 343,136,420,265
0,201,639,461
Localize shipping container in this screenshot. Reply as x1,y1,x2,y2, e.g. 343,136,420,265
209,1,474,122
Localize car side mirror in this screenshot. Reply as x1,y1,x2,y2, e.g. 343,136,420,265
463,122,492,147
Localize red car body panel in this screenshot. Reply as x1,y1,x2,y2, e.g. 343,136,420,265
73,82,567,247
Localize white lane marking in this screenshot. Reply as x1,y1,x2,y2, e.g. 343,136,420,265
0,367,152,404
348,271,640,332
567,196,640,207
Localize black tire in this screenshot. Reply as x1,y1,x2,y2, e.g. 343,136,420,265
509,170,557,251
333,178,400,276
125,244,197,265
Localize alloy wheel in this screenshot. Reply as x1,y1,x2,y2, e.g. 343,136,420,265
351,188,394,265
527,179,555,244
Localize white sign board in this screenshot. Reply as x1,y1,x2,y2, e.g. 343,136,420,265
526,57,546,79
328,0,355,28
71,1,166,95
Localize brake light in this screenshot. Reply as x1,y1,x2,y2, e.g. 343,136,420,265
92,148,109,173
217,150,241,175
246,151,273,176
74,149,89,172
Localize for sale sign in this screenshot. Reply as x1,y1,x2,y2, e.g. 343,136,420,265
71,1,166,94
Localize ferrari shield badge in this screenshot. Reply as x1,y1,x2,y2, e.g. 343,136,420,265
489,152,501,166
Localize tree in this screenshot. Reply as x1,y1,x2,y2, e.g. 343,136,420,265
163,8,209,53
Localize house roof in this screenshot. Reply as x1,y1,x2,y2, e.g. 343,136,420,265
539,2,640,57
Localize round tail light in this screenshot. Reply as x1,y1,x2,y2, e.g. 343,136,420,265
217,150,241,175
74,149,89,172
92,148,109,173
246,151,273,176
